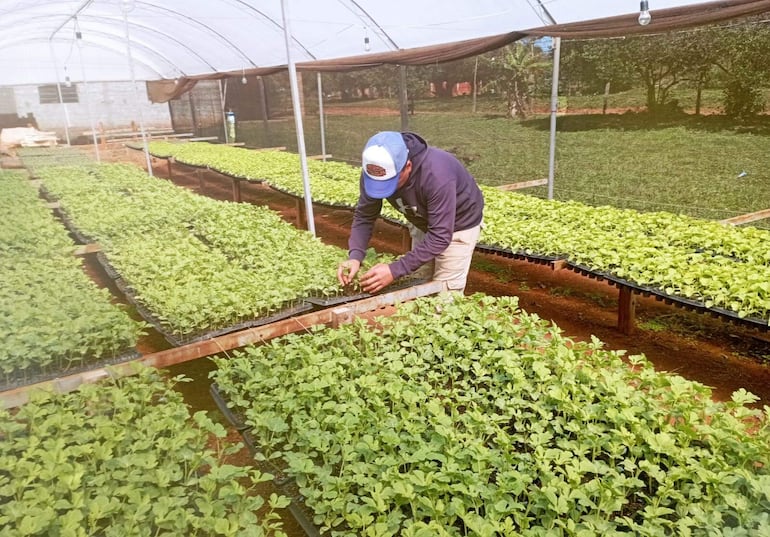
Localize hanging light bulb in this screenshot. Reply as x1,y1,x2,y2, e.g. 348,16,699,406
364,27,371,52
241,68,247,85
74,17,83,46
64,66,72,87
120,0,135,13
638,0,652,26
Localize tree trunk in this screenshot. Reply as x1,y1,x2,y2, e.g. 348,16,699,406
602,81,611,115
694,74,703,116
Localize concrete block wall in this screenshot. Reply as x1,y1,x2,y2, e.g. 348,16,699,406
13,81,172,141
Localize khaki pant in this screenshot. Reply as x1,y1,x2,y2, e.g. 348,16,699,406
409,223,481,293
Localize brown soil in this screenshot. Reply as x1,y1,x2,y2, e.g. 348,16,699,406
104,149,770,408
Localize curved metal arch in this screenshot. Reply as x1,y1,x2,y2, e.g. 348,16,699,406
343,0,401,50
3,35,167,79
131,1,258,67
227,0,317,59
57,30,179,76
73,14,217,73
1,13,219,74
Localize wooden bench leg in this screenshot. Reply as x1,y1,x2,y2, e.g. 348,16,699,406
618,286,637,335
401,227,412,252
232,178,241,202
295,198,307,230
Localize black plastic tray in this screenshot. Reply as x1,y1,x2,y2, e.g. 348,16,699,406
566,262,769,331
209,383,320,537
114,277,313,346
0,347,141,393
303,277,429,307
476,243,564,265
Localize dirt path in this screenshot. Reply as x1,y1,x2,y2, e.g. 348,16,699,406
110,150,770,406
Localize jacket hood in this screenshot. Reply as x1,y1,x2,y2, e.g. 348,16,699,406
402,132,428,163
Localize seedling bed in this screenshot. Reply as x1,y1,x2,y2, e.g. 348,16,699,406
210,294,770,536
114,276,314,347
476,243,563,265
0,347,141,394
567,262,769,331
304,276,428,307
209,383,320,537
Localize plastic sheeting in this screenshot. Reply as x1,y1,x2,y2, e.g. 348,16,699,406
1,0,766,87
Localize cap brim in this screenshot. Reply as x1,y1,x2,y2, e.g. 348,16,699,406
363,174,399,199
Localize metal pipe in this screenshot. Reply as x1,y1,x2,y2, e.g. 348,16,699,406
317,72,326,161
122,3,153,176
281,0,316,236
76,30,101,162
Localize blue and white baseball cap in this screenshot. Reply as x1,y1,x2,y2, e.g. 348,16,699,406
361,131,408,199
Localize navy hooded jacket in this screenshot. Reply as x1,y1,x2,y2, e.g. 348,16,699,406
348,132,484,279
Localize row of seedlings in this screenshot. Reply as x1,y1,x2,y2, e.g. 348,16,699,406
0,365,290,536
212,293,770,536
143,141,770,326
31,162,390,345
0,169,143,389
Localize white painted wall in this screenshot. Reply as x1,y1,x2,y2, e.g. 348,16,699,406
11,81,171,141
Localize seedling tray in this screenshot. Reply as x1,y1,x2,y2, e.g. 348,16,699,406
476,243,564,265
209,383,320,537
304,277,428,307
114,277,313,346
567,262,769,331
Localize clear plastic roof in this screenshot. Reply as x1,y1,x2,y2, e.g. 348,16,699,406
0,0,757,85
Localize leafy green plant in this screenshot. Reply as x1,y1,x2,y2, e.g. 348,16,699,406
32,163,368,340
212,294,770,536
0,366,289,536
143,142,770,322
0,170,144,386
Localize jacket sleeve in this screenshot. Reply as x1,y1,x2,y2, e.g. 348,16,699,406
389,178,455,278
348,177,383,262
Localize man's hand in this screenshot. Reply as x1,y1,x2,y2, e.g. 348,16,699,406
337,259,361,286
359,263,394,294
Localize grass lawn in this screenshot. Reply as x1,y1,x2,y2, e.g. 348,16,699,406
236,96,770,227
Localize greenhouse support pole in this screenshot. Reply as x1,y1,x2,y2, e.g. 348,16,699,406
47,0,94,147
76,41,101,162
121,2,153,177
317,72,327,161
48,42,72,146
219,79,229,144
281,0,316,236
472,57,479,114
399,65,409,131
532,0,560,200
547,36,561,200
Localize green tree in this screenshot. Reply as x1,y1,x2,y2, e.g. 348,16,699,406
588,33,697,114
711,19,770,118
485,40,550,118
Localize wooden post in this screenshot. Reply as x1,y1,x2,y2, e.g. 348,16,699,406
232,178,242,202
73,243,102,256
166,158,173,178
618,285,636,335
331,305,355,328
295,197,307,229
196,168,204,191
496,178,548,191
551,259,567,271
401,227,412,252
